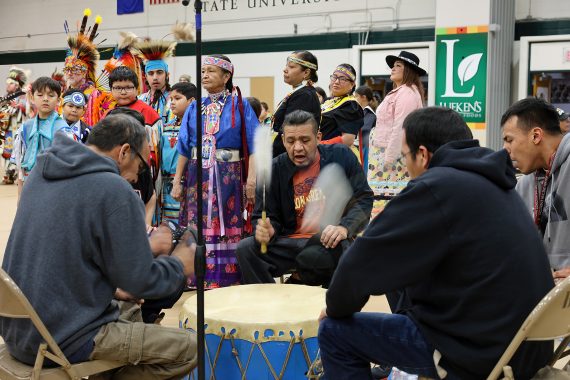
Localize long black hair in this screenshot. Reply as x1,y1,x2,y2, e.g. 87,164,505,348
291,50,318,83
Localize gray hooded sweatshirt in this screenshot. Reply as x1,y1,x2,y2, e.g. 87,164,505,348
516,132,570,270
1,133,186,364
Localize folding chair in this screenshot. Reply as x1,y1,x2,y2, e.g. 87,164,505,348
487,276,570,380
0,268,124,380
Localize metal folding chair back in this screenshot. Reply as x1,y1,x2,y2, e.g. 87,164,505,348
487,276,570,380
0,268,123,380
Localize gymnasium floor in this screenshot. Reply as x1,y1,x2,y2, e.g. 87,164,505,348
0,183,390,333
2,183,568,375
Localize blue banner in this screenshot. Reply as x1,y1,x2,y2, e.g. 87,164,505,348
117,0,144,15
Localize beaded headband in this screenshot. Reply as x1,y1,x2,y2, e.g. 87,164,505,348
202,56,234,74
287,56,317,71
334,66,355,82
63,92,86,107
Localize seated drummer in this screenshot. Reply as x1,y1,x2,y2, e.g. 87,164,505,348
236,110,373,287
318,107,554,379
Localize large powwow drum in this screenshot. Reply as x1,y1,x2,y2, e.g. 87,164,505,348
180,284,326,379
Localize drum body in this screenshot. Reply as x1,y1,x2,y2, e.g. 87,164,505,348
180,284,326,380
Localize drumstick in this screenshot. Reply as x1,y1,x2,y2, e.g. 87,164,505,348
301,163,352,231
262,192,267,253
254,126,273,254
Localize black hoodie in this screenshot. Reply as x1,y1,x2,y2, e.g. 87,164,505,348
1,133,185,364
325,140,554,379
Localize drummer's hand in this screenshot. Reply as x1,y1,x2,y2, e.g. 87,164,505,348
171,181,184,202
553,266,570,281
115,288,144,305
318,308,328,322
320,225,348,249
149,224,173,257
171,231,196,277
255,217,275,246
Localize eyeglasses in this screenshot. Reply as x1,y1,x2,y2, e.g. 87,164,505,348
329,75,353,84
132,148,150,176
63,67,87,75
112,86,136,93
396,150,414,166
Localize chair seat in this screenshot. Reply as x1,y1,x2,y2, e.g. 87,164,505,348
0,344,124,380
0,344,67,379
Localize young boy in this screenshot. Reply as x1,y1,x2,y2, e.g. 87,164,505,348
161,81,196,224
106,107,156,228
61,88,91,143
108,66,162,187
13,77,71,196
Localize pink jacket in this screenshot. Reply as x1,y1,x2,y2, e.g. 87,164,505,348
372,84,423,164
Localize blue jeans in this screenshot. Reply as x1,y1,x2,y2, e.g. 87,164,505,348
318,312,438,380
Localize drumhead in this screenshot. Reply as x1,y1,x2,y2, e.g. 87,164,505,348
181,284,326,342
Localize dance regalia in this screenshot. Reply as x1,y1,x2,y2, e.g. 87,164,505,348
16,112,72,179
177,90,258,289
92,32,143,124
67,119,91,144
271,84,321,157
63,9,103,126
158,117,182,224
1,67,30,184
1,93,28,161
139,90,175,126
320,95,364,161
367,84,422,218
78,81,102,126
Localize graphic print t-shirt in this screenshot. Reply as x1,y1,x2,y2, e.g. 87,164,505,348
289,152,325,238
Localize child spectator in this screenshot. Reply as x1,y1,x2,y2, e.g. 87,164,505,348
14,77,71,196
162,82,196,223
61,89,91,143
259,101,272,125
108,66,162,184
106,107,156,228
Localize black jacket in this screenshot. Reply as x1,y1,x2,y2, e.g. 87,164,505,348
253,144,373,239
361,106,376,149
326,140,554,379
272,86,321,157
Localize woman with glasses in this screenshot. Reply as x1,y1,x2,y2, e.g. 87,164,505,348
367,51,425,218
173,54,259,289
320,64,364,161
272,50,321,157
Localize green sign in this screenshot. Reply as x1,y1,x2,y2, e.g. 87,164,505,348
435,32,488,125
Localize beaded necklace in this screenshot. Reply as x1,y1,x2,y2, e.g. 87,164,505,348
200,89,229,168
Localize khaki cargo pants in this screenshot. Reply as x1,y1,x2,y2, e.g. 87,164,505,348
89,302,197,380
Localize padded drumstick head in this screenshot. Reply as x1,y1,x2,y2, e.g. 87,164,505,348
301,163,352,231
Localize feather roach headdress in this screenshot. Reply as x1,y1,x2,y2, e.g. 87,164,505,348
6,66,29,87
133,39,177,74
64,8,102,83
100,32,145,92
171,22,195,42
51,67,66,91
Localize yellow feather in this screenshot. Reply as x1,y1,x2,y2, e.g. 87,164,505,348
84,8,91,17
